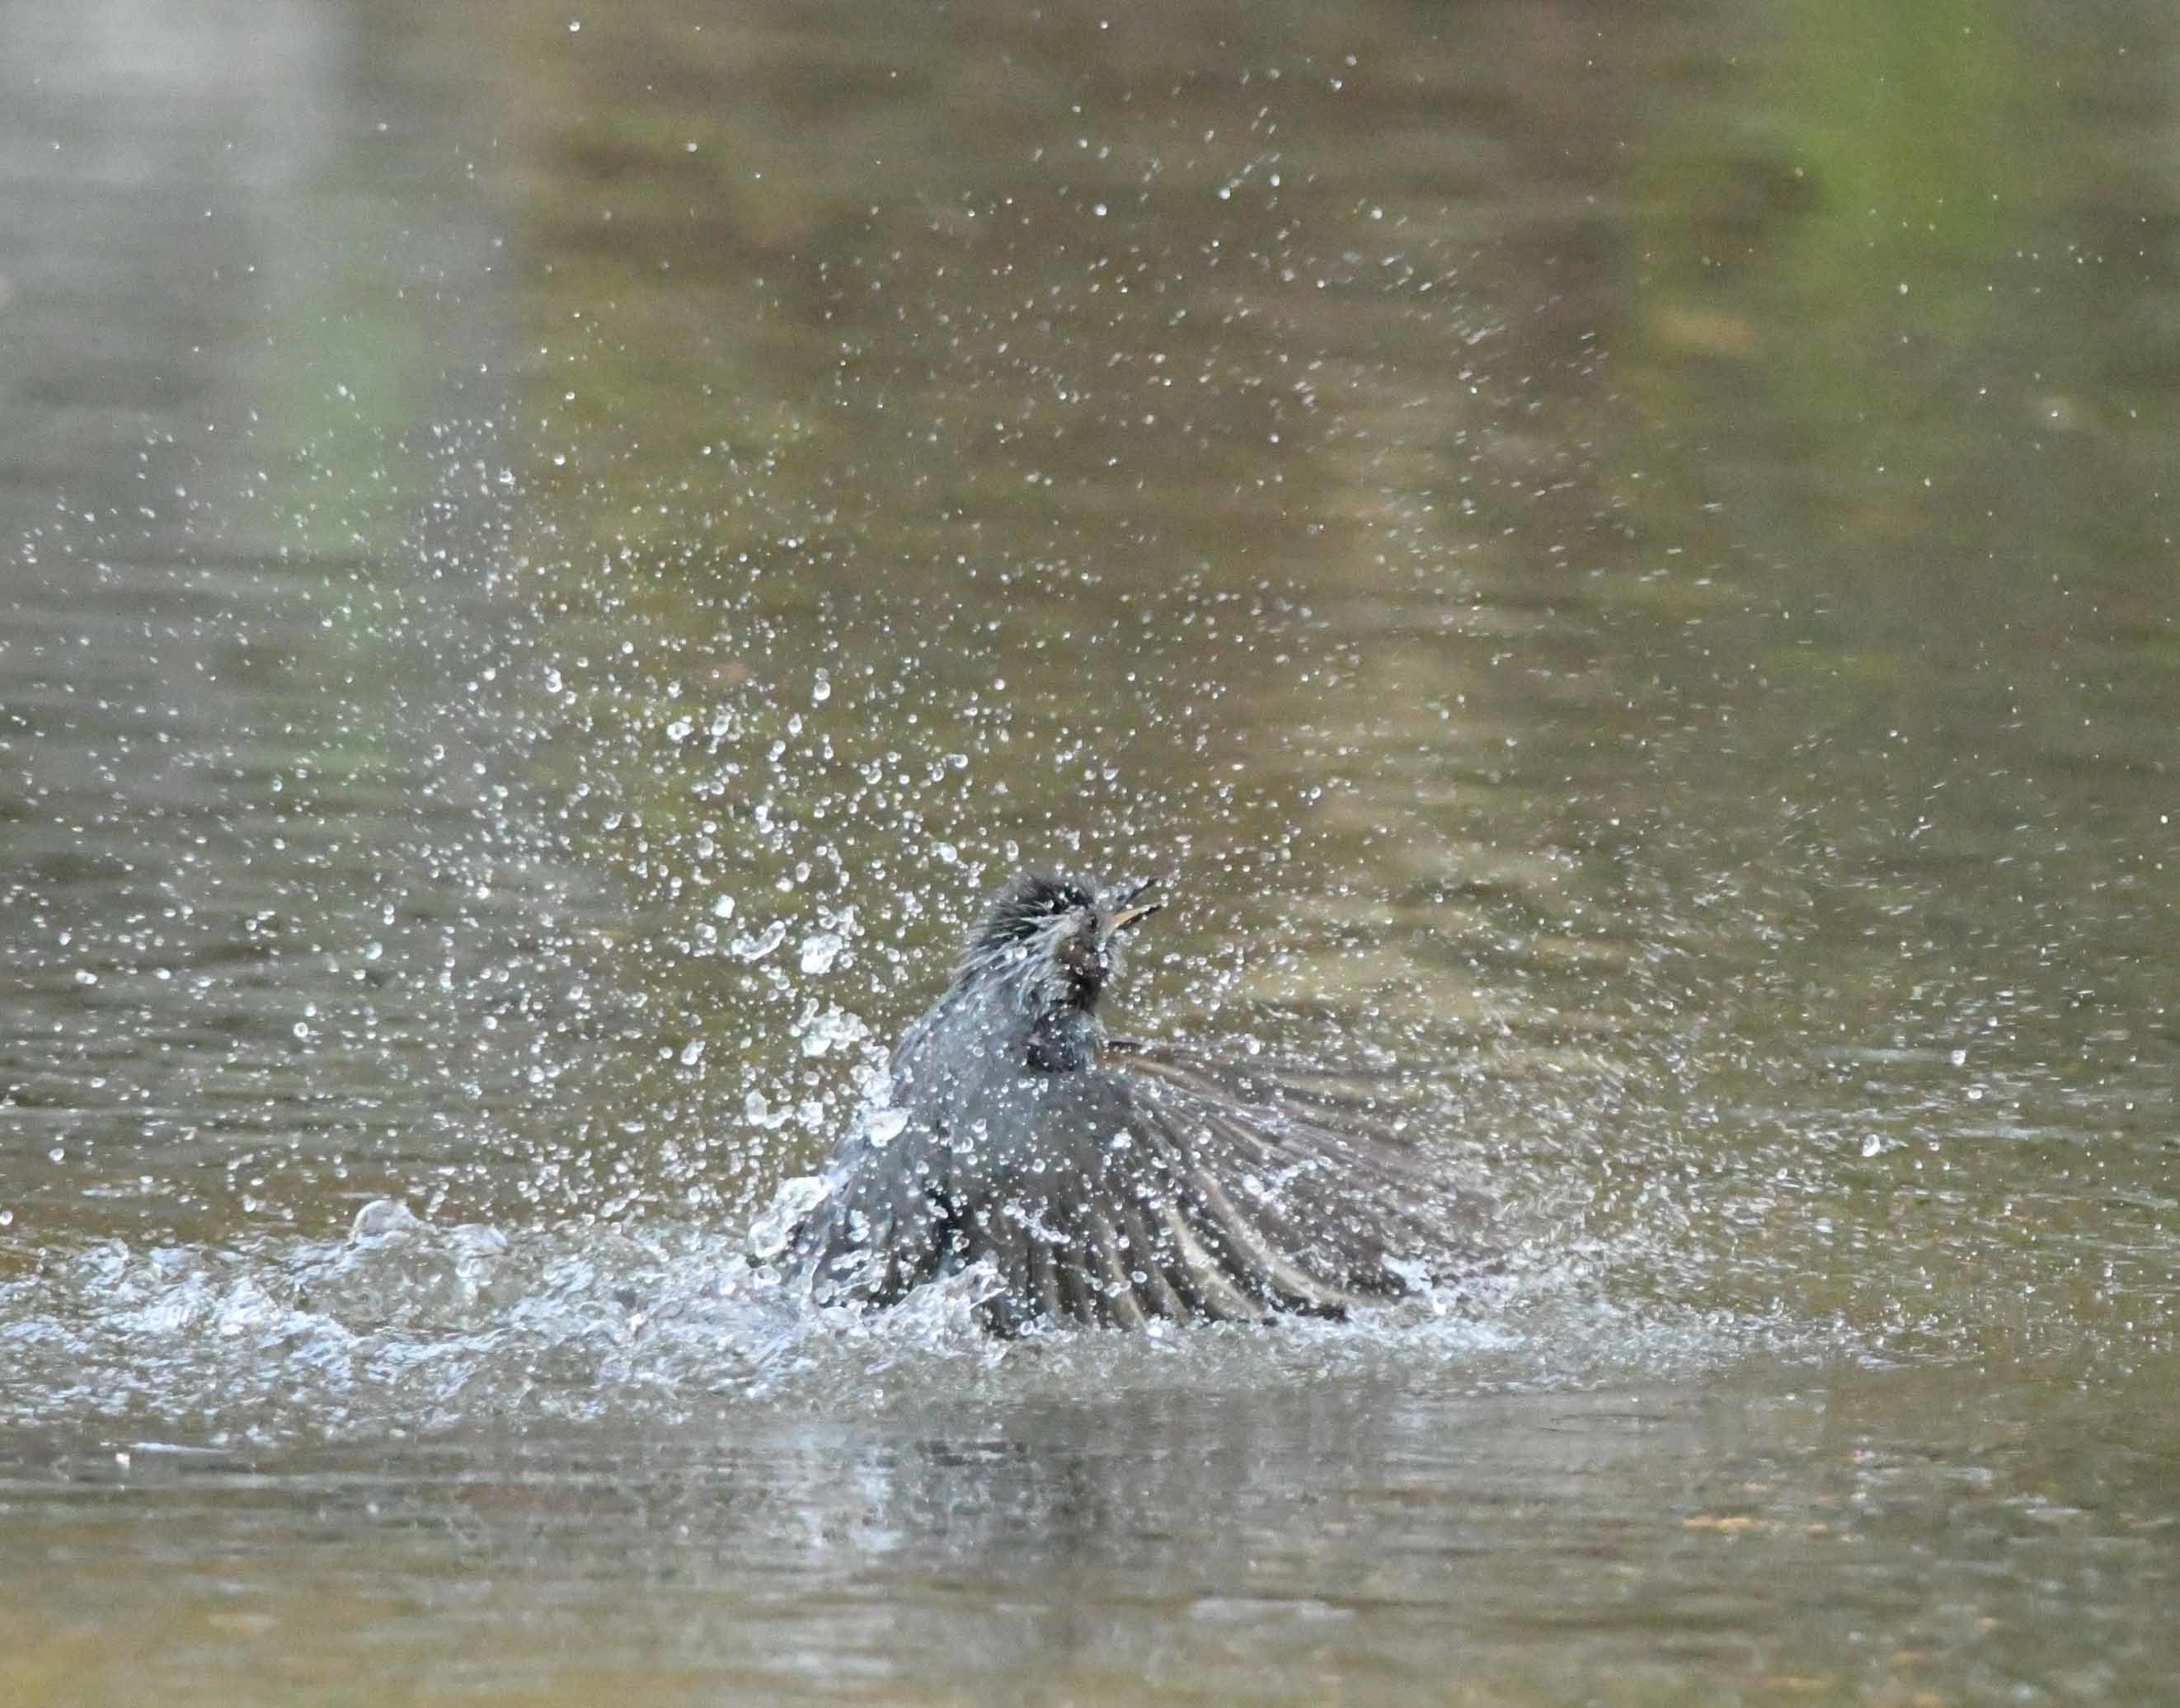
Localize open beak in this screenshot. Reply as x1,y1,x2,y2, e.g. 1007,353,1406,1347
1106,873,1172,933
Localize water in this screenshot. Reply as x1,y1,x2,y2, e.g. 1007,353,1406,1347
5,0,2180,1699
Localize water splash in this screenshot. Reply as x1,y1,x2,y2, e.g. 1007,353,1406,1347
0,1197,1863,1454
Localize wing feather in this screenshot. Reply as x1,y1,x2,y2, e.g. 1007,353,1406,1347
1088,1207,1148,1329
1150,1190,1270,1321
1116,1198,1191,1321
1183,1162,1356,1315
782,1034,1483,1331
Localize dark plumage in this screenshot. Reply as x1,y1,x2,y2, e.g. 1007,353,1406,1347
778,868,1471,1331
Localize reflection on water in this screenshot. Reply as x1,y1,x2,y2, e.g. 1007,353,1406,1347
5,0,2180,1700
2,1227,2173,1702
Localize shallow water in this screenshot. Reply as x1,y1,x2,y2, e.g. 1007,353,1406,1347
5,0,2180,1700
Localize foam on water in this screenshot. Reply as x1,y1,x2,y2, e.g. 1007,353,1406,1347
0,1196,1865,1452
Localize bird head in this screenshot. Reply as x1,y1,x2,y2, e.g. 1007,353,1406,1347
956,867,1168,1018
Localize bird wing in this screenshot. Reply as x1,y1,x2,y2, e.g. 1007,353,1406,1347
783,1039,1483,1334
1098,1039,1471,1308
781,1110,952,1313
951,1042,1477,1333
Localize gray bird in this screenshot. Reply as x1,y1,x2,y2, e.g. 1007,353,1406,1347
779,867,1471,1332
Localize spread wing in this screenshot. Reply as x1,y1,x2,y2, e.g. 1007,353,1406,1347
784,1039,1485,1333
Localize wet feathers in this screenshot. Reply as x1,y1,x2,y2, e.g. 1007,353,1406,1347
779,867,1465,1332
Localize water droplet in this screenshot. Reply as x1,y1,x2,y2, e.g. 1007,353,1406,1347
748,1176,830,1257
730,921,787,961
866,1107,909,1147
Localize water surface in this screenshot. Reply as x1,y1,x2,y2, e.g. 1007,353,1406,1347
3,0,2178,1700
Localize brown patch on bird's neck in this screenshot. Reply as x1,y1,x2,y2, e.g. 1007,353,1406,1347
1050,929,1106,1013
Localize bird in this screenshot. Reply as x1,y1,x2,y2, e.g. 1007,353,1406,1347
775,866,1473,1332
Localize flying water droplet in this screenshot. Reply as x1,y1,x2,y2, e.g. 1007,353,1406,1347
866,1107,909,1147
746,1176,831,1258
730,921,786,961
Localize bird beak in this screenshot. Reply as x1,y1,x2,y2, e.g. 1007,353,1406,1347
1107,874,1172,933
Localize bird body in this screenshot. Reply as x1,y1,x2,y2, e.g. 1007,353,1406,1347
781,869,1464,1332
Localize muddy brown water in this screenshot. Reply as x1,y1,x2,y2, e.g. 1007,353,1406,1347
2,1,2178,1700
